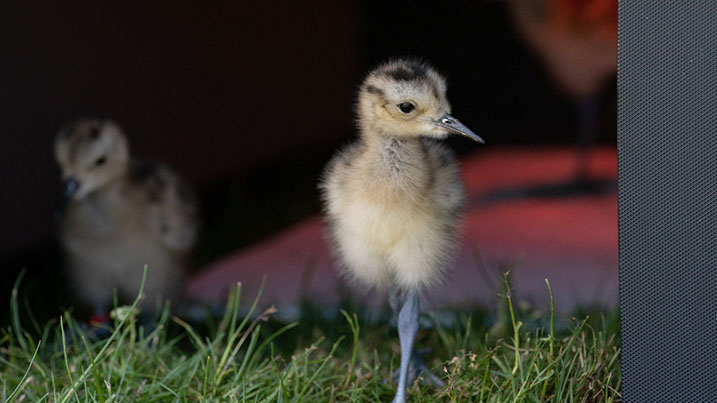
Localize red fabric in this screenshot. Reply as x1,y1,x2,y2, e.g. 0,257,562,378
89,312,111,326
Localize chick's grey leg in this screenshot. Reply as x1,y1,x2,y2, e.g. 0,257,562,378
393,289,419,403
389,292,445,390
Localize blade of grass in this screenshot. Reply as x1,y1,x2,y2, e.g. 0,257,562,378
3,340,40,403
60,265,148,403
10,269,29,355
245,322,299,375
294,336,345,402
59,317,80,403
339,310,359,387
503,273,522,376
215,279,266,384
545,279,555,359
80,335,106,403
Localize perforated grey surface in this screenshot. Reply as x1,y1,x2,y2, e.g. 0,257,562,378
618,2,717,402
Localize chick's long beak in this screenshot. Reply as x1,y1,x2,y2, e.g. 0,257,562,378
436,114,485,144
54,178,79,220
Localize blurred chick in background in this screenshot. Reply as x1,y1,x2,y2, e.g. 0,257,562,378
54,119,199,324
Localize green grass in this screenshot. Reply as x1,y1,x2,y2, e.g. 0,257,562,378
0,269,620,402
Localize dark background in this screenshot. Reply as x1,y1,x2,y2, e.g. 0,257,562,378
0,1,615,321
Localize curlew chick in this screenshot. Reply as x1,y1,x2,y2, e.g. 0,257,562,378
54,119,199,323
321,59,484,402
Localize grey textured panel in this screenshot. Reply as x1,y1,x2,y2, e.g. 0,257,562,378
618,2,717,402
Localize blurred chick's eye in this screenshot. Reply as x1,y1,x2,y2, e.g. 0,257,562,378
398,102,416,114
95,156,107,166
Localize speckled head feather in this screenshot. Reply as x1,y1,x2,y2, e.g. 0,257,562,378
54,119,129,200
356,59,452,139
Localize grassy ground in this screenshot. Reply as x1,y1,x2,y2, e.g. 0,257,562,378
1,270,620,402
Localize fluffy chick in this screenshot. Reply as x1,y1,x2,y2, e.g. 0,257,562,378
321,59,484,403
54,119,199,318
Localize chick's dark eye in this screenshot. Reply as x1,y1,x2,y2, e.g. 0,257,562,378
398,102,415,114
95,156,107,166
